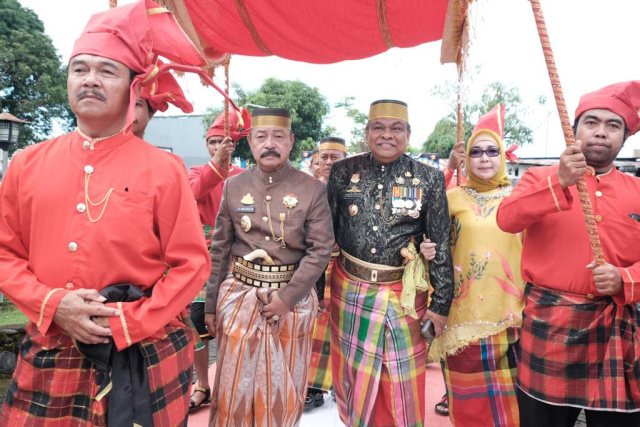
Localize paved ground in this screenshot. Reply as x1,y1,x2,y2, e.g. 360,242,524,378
189,340,587,426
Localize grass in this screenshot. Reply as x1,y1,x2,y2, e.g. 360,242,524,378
0,299,27,327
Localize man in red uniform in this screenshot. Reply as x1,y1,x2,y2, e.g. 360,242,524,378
0,1,211,425
187,108,251,411
497,81,640,426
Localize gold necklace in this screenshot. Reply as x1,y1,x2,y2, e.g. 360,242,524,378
265,197,286,248
76,127,124,150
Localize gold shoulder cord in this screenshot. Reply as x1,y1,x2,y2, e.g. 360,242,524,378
265,197,286,248
85,173,114,223
76,128,122,223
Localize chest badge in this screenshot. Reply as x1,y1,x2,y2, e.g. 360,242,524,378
348,204,359,216
241,193,254,205
405,171,412,178
412,178,421,186
396,177,405,185
283,194,298,209
240,215,251,232
351,173,360,184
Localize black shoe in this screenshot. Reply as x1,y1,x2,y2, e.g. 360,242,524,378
304,389,325,410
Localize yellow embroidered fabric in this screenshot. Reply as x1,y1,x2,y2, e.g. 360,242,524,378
428,186,524,362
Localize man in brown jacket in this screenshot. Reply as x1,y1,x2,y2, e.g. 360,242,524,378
204,107,334,426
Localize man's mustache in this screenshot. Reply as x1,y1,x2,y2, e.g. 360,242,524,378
261,150,281,158
77,90,106,101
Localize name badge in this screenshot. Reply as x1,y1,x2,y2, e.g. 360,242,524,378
344,193,364,200
237,206,255,213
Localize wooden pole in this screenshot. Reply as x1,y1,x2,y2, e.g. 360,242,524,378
223,58,230,138
529,0,605,265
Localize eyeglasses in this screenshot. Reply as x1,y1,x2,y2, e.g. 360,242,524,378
469,147,501,158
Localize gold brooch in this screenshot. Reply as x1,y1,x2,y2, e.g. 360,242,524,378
241,193,254,205
412,178,420,186
283,194,298,209
351,174,360,184
348,205,358,216
240,215,251,232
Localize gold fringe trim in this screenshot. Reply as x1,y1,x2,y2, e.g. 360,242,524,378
427,319,519,363
117,302,132,347
623,268,634,301
208,160,227,180
38,289,62,327
548,176,562,212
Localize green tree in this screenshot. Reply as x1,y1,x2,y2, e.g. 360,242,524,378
335,96,368,153
203,79,329,163
423,81,545,158
0,0,73,151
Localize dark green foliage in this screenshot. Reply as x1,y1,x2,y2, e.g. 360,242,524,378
203,78,329,163
0,0,73,152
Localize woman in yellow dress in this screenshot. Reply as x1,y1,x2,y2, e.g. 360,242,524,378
429,104,524,426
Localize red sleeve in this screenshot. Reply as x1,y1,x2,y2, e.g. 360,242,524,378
497,167,572,234
108,159,211,350
615,266,640,305
188,160,227,201
0,151,69,334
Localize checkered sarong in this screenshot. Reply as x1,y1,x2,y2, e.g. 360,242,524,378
2,320,195,426
443,327,520,426
330,261,427,427
519,283,640,412
307,258,336,391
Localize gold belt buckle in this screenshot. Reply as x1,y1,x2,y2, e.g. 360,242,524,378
371,269,378,282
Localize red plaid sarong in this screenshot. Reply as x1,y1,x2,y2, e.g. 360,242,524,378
2,320,195,426
519,283,640,412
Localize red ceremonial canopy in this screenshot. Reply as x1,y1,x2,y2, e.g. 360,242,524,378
163,0,463,65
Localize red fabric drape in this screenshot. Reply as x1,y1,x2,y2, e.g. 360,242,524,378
180,0,449,64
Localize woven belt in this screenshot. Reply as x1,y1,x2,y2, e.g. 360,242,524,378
339,250,404,284
233,256,299,289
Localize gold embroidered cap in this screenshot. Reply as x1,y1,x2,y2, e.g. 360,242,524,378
318,136,347,152
252,107,291,129
368,99,409,122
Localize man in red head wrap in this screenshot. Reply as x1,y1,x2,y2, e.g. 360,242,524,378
186,107,251,411
498,81,640,426
133,64,194,139
0,1,212,425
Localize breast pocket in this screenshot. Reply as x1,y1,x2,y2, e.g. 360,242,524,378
97,190,155,247
605,213,640,264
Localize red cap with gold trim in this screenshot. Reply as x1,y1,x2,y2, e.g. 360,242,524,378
575,81,640,136
206,108,252,142
140,62,192,113
71,0,205,130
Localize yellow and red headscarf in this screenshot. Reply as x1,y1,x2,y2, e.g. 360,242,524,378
463,104,516,192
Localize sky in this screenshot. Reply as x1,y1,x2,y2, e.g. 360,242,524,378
17,0,640,158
